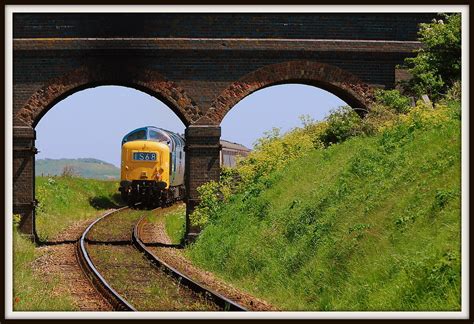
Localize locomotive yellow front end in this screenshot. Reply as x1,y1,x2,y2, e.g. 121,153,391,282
119,140,170,206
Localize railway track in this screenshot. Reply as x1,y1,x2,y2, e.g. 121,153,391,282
76,206,246,312
133,212,247,311
76,207,136,311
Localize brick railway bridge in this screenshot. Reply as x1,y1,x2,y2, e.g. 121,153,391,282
12,13,436,242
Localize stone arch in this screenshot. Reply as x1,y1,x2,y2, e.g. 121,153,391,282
14,65,203,128
200,61,374,125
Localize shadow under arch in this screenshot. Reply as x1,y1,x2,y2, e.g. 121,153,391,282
201,61,375,125
14,65,202,128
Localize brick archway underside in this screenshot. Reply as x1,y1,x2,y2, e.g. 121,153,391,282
201,61,375,125
14,65,201,128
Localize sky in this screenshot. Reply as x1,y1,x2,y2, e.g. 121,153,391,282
35,85,347,167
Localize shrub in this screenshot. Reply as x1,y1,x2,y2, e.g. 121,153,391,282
444,81,461,102
61,165,77,177
189,181,222,227
358,104,399,135
13,214,21,227
319,106,363,146
402,13,461,100
237,126,315,186
374,89,411,114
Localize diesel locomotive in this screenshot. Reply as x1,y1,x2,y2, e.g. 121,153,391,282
119,126,185,207
119,126,251,207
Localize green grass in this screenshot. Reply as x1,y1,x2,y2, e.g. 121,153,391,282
164,204,186,244
188,115,461,311
12,227,76,311
35,176,123,240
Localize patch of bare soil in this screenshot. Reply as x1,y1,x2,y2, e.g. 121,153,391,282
141,213,278,311
31,244,112,311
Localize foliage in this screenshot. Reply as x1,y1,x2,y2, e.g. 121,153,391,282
190,181,224,228
374,89,412,114
239,127,316,184
319,106,363,145
357,104,399,136
444,80,462,102
61,164,77,177
402,13,461,100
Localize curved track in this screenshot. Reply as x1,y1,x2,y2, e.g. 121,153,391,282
76,206,246,311
76,207,136,311
133,214,247,311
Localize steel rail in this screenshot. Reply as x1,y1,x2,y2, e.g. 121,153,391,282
76,207,137,311
132,213,247,312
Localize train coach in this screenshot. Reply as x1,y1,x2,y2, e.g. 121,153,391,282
119,126,251,207
220,140,251,168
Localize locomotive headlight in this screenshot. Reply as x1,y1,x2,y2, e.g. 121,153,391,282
125,166,129,170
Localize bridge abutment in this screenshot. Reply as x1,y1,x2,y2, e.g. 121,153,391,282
184,125,221,243
13,126,37,241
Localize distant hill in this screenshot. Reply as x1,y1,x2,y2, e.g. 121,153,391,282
36,158,120,180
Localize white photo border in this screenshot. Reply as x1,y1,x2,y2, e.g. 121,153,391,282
4,4,470,320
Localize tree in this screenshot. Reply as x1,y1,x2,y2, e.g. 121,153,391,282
61,165,77,177
402,13,461,100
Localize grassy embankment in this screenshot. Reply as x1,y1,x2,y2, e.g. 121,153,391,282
13,177,121,310
184,100,461,311
35,176,122,240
